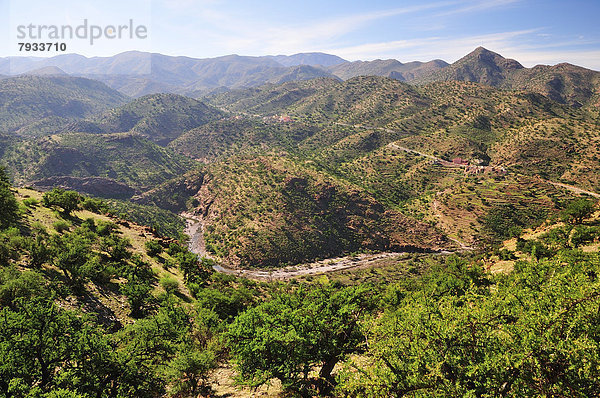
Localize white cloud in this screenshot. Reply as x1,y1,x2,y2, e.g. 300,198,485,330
434,0,521,17
145,0,534,59
322,28,600,70
208,2,460,54
325,29,540,61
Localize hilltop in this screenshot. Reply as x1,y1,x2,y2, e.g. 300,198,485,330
0,75,128,134
413,47,600,108
66,93,224,145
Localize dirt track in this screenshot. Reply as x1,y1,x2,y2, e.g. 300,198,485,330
183,214,449,279
544,180,600,198
182,146,599,279
210,251,413,279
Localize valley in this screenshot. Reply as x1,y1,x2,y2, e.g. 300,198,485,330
2,47,600,269
1,45,600,397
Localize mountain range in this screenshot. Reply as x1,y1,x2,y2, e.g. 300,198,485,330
3,47,598,106
1,46,599,268
3,40,600,398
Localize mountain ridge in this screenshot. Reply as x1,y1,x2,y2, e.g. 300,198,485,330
2,48,598,106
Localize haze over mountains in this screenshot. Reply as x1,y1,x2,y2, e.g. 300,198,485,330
2,47,598,104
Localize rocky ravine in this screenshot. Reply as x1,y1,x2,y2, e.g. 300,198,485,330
183,212,457,279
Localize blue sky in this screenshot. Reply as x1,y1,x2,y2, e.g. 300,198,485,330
1,0,599,69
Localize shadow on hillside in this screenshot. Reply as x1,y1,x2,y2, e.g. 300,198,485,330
79,287,123,332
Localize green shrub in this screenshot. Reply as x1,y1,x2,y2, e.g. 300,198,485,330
26,223,51,268
167,242,185,256
42,188,81,215
0,167,19,229
100,234,132,262
81,218,96,231
22,197,39,208
539,226,571,248
516,238,553,259
53,220,72,233
561,198,596,225
81,197,107,213
145,240,163,257
95,220,117,237
160,276,180,294
571,225,600,247
498,248,516,260
0,228,23,264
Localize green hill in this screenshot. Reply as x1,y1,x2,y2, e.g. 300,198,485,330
66,93,224,145
168,118,321,161
1,132,195,192
0,75,128,134
192,155,449,268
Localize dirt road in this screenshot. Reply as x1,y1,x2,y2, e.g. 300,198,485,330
210,251,413,280
183,215,449,279
543,180,600,199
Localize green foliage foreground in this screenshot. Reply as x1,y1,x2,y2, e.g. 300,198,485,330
228,283,375,396
337,254,600,397
1,173,599,397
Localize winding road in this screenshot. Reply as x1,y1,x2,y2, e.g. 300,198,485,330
385,142,600,198
543,180,600,199
183,214,448,279
183,133,598,279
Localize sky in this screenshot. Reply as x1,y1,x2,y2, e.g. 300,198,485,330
1,0,599,70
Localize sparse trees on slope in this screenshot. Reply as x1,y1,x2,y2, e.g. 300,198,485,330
0,166,20,230
561,197,596,225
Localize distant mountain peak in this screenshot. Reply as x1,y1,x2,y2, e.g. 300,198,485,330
415,47,525,86
471,46,493,54
459,47,523,70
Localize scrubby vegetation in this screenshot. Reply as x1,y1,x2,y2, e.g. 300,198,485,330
2,168,599,397
0,174,228,397
3,71,599,268
0,75,127,133
103,199,186,239
68,93,223,145
2,50,600,397
199,155,446,268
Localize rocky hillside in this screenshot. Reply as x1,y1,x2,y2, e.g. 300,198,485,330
414,47,600,108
